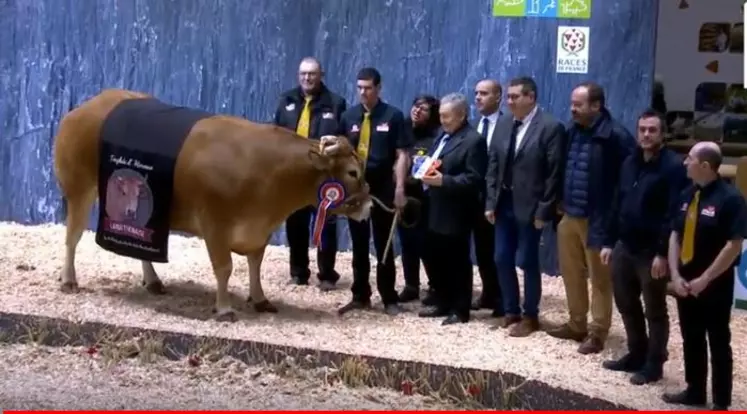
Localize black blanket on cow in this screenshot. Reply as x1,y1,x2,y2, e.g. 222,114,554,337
95,97,212,263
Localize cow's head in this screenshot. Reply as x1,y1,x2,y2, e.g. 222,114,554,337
310,135,372,222
114,176,144,219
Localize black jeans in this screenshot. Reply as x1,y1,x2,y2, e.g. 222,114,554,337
610,241,669,365
348,177,398,305
285,206,338,282
397,198,428,290
677,276,734,407
423,230,473,318
472,210,501,308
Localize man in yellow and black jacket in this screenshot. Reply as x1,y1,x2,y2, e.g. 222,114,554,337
273,57,347,291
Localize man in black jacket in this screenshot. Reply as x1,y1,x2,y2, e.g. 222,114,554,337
600,109,688,385
419,92,488,325
273,57,347,291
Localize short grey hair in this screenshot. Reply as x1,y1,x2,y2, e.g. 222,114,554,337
440,93,469,116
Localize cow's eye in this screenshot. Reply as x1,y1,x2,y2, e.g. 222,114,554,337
348,170,358,179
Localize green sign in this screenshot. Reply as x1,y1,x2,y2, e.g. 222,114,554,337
493,0,592,19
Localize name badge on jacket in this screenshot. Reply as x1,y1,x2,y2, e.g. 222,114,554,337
376,123,389,132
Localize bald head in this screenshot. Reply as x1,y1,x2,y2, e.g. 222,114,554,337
692,141,722,171
474,79,502,116
685,141,722,183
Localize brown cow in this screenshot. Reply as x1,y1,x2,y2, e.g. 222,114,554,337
105,175,144,223
53,88,372,321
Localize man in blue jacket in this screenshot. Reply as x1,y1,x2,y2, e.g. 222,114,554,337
600,109,688,385
547,82,635,354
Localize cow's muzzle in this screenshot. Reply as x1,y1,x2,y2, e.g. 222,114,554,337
336,192,373,222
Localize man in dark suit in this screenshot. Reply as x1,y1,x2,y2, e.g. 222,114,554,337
418,92,488,325
470,78,503,316
484,76,566,337
272,57,347,291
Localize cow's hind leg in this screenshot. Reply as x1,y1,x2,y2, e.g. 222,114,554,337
60,189,95,293
141,261,166,294
204,237,237,322
246,246,277,313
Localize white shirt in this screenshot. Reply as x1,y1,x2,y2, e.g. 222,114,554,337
477,111,501,148
413,134,450,180
513,105,539,151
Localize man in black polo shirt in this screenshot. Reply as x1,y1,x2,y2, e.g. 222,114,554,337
600,110,688,385
662,141,747,410
337,67,412,316
273,57,347,291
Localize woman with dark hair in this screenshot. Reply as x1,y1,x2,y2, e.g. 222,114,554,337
397,94,441,304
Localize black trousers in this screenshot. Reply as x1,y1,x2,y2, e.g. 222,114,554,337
677,276,734,407
348,179,398,305
397,198,429,289
285,206,338,282
473,211,502,309
610,242,669,364
423,230,473,318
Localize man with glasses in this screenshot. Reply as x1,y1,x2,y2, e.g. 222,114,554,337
273,57,347,291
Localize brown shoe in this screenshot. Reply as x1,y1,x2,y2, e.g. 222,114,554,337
545,323,587,342
508,317,540,337
491,314,521,330
578,335,605,354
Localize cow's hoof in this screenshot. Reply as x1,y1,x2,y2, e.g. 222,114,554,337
60,281,79,294
214,309,237,322
253,300,278,313
144,281,166,295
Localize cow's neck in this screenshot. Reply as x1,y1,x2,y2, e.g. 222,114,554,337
275,163,329,215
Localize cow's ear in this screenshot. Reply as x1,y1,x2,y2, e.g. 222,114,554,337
308,150,332,171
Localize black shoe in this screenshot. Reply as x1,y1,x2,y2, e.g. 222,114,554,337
661,389,707,407
317,271,340,284
384,303,404,316
318,280,337,292
289,276,309,286
337,299,371,315
470,296,492,310
712,404,729,411
602,353,645,373
490,309,505,318
442,313,469,325
397,286,419,303
421,291,437,307
418,307,449,318
630,365,663,385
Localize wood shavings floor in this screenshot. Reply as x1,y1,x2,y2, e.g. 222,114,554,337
1,222,745,410
0,343,460,410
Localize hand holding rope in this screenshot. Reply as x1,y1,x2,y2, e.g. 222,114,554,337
368,195,421,265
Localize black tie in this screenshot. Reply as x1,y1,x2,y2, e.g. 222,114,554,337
503,120,523,189
480,117,489,139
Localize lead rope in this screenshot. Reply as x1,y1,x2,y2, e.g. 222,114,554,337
369,195,401,265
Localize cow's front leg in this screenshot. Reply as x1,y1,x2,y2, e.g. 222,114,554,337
141,261,166,294
205,239,237,322
246,246,277,313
